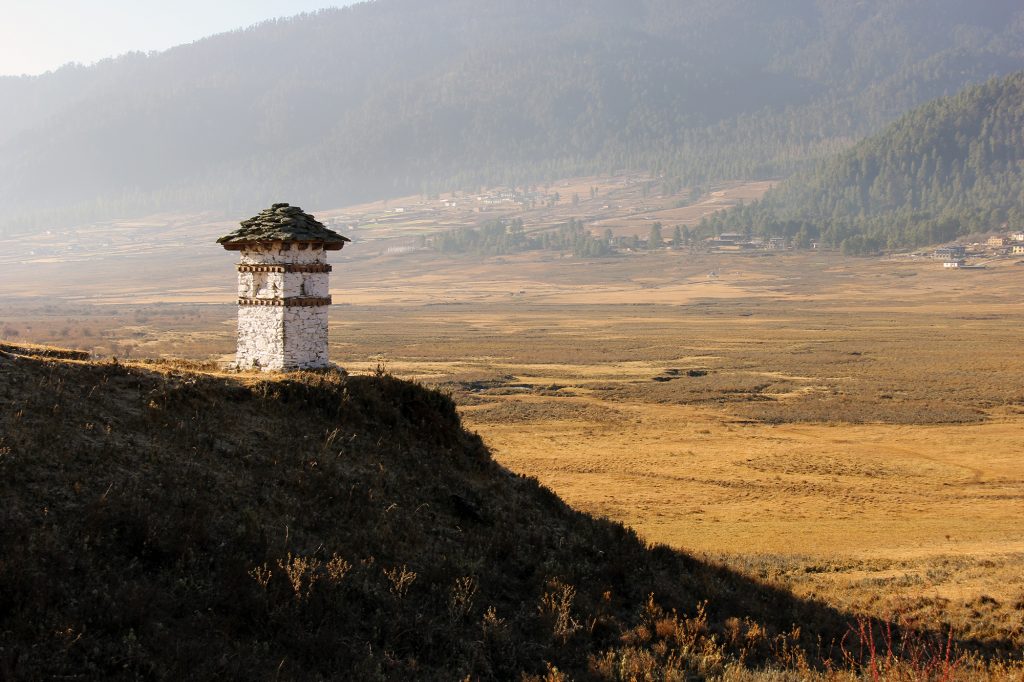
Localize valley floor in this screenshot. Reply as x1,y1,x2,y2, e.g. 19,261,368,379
3,185,1023,650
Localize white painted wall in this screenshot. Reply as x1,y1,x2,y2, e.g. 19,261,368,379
281,272,329,298
283,307,330,368
236,306,285,370
239,243,326,265
234,244,332,370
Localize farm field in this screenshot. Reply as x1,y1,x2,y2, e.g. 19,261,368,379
2,179,1023,649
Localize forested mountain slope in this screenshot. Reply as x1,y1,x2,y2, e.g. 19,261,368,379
702,71,1024,252
2,0,1022,234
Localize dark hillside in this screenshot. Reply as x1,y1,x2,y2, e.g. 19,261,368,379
2,0,1022,234
0,346,1007,679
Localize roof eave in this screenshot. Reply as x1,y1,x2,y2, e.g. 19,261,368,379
220,239,348,251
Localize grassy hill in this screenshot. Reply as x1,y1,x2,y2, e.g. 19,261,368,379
702,71,1024,252
0,344,1018,679
2,0,1023,234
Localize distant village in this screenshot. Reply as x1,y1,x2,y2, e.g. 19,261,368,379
321,185,1024,265
701,229,1024,268
702,233,800,251
919,230,1024,270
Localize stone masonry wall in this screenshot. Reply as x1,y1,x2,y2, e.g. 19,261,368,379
235,244,332,371
283,307,330,369
282,272,329,298
236,306,285,370
239,243,325,265
238,271,285,299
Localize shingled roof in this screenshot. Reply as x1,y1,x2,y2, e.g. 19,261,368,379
218,203,350,250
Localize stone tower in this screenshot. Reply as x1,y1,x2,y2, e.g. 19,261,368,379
218,203,349,371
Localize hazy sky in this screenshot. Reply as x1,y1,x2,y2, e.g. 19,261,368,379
0,1,359,76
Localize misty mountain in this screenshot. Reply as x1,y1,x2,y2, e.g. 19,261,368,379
2,0,1023,234
702,70,1024,252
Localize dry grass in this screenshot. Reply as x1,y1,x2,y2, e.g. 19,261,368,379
3,182,1024,676
2,346,1021,680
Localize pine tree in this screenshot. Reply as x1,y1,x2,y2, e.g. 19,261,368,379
648,222,664,249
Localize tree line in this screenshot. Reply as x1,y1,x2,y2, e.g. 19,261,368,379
427,219,696,258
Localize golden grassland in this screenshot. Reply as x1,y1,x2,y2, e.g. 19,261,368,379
2,178,1023,656
5,251,1023,649
7,346,1017,679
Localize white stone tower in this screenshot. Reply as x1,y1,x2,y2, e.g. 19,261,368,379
218,203,349,371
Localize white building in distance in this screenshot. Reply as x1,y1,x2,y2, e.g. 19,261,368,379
218,203,349,371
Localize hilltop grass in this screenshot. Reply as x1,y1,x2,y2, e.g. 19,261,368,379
2,346,1021,680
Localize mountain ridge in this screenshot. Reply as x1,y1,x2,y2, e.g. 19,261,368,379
2,0,1023,234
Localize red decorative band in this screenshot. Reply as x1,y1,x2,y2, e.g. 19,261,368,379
236,263,333,273
237,296,332,307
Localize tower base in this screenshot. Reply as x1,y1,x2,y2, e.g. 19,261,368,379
236,306,329,371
